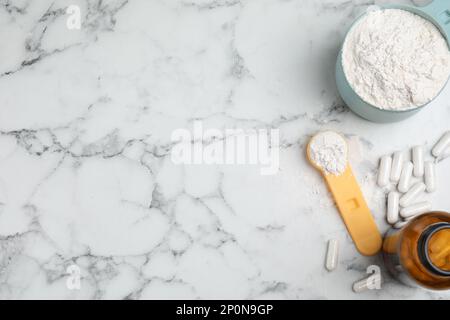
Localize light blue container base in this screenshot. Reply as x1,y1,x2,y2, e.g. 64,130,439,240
335,0,450,123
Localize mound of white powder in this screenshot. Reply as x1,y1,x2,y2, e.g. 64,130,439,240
309,131,348,176
342,9,450,111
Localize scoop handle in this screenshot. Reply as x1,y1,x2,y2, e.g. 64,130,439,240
324,166,382,256
420,0,450,45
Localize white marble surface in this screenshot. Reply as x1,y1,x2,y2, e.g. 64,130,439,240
0,0,449,300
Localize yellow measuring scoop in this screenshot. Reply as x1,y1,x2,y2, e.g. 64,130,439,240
307,131,382,256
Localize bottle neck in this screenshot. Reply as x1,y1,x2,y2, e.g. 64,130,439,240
418,223,450,277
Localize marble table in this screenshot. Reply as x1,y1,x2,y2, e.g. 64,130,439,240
0,0,449,300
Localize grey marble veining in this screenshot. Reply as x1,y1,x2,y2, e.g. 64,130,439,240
0,0,449,299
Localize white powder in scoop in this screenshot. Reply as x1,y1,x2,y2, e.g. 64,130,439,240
309,131,348,176
342,9,450,111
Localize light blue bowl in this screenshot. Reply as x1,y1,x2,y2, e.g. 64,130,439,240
336,0,450,123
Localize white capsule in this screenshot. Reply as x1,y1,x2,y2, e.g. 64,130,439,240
412,146,424,177
403,213,419,222
378,155,392,187
394,220,409,229
399,182,426,207
390,151,404,182
352,275,382,293
400,201,432,219
424,161,436,193
432,131,450,158
325,239,339,272
387,192,400,225
398,161,413,193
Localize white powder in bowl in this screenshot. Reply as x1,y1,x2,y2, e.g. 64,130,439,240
342,9,450,111
309,131,348,176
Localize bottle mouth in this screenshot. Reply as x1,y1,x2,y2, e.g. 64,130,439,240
418,223,450,277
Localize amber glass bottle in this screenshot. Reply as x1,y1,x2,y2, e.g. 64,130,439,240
382,212,450,290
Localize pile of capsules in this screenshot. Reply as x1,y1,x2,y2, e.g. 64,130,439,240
377,131,450,229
